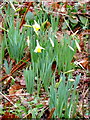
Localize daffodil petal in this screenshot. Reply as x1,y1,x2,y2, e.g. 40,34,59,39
32,21,40,35
36,40,39,45
39,46,45,50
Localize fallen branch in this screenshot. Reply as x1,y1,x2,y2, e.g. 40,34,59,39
20,2,33,29
47,108,55,119
0,58,30,82
0,91,17,108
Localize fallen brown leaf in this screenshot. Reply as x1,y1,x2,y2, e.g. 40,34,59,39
2,112,19,119
9,84,22,95
51,2,60,10
79,58,90,70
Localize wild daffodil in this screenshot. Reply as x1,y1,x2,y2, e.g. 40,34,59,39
32,20,40,35
34,40,45,53
23,20,40,35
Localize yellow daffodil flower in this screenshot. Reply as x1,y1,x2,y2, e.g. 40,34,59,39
23,20,40,35
32,20,40,35
34,40,45,53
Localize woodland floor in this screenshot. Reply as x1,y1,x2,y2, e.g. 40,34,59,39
0,1,90,119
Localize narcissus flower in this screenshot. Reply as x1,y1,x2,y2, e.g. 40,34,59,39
34,40,45,53
32,20,40,35
23,20,40,35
